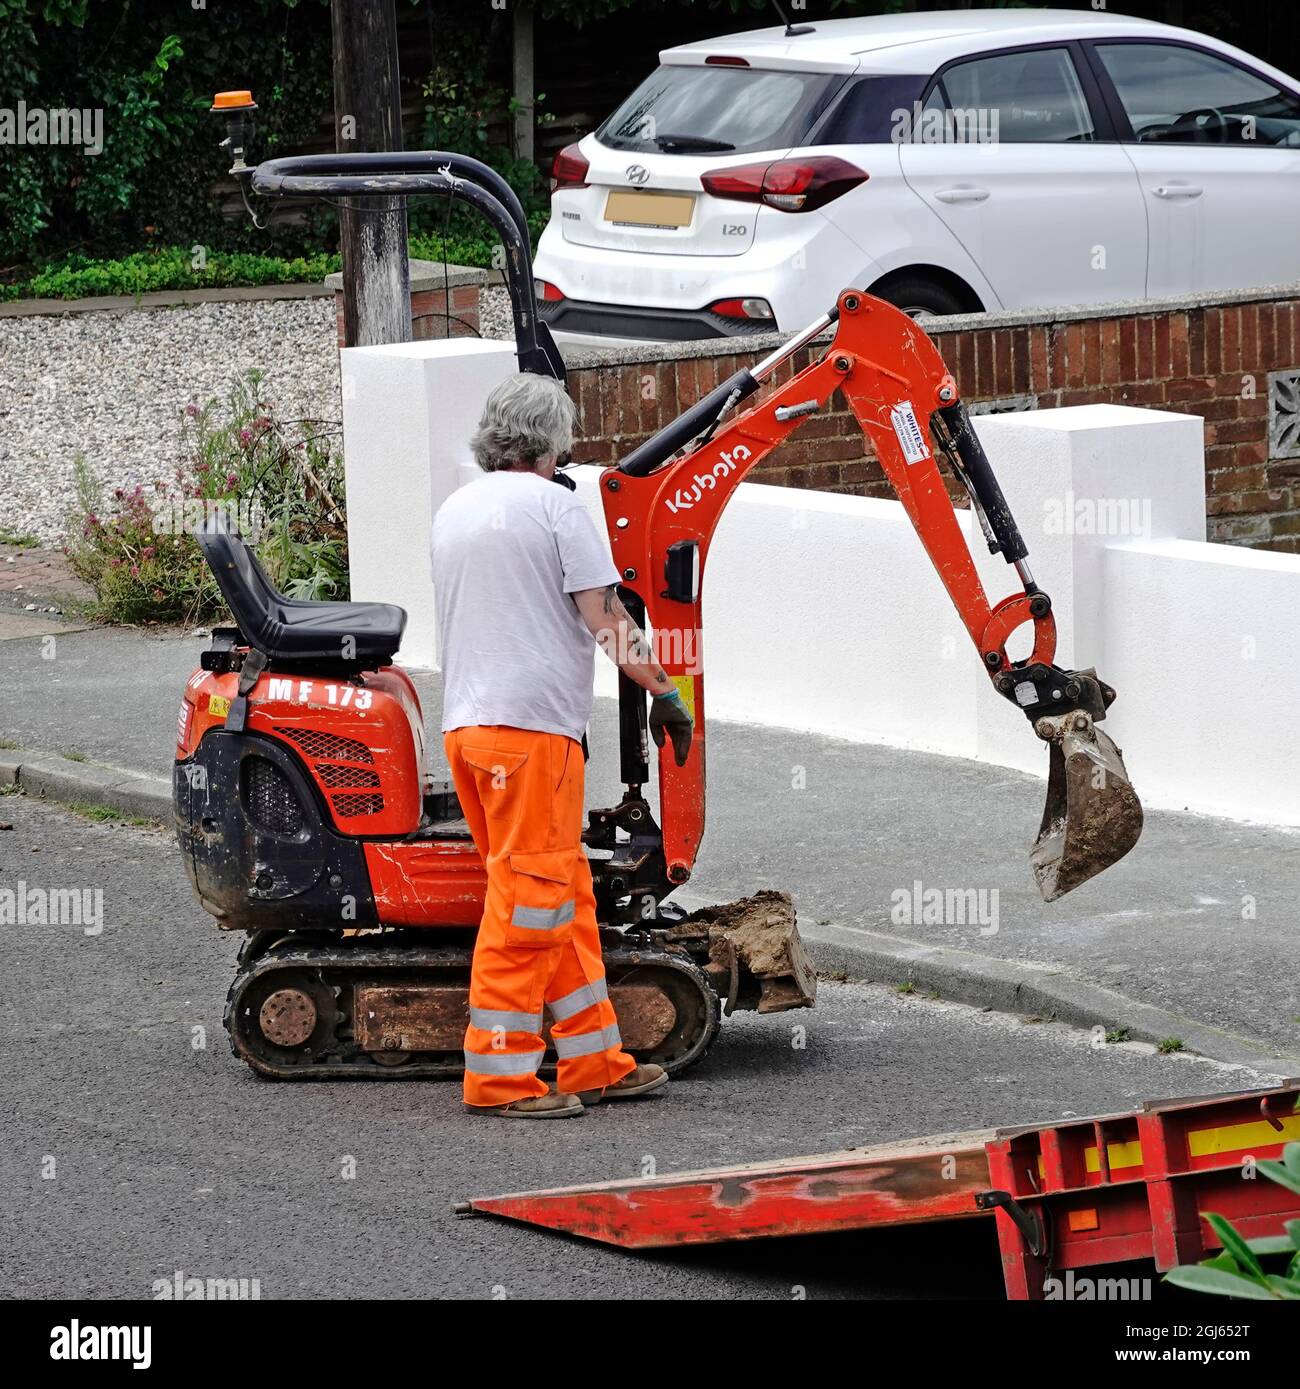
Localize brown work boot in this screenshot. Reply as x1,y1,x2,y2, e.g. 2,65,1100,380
466,1092,583,1119
579,1063,669,1106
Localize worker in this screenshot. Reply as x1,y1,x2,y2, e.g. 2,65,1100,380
433,372,694,1119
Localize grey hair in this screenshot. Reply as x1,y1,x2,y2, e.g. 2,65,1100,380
471,373,577,473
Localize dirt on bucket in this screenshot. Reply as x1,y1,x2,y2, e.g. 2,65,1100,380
666,889,817,1015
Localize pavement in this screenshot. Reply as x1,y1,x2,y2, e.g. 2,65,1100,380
0,790,1286,1300
1,613,1298,1071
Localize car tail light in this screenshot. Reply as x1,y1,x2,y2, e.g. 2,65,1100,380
552,143,590,192
705,55,749,67
709,297,775,321
534,279,564,302
701,156,868,213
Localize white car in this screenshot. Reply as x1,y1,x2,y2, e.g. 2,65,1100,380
533,7,1300,347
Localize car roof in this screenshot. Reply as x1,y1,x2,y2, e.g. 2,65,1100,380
661,8,1180,74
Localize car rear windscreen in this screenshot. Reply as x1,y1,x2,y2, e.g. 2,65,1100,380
598,64,843,155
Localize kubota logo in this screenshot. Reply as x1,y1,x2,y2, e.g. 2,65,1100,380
626,164,650,185
664,444,752,514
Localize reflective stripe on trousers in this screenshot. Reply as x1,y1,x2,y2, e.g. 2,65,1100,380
512,900,576,932
547,977,609,1021
553,1021,622,1059
462,1047,545,1077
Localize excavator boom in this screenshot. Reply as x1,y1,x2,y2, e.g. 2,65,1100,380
602,290,1142,900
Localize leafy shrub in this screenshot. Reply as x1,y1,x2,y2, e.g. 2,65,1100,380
1164,1139,1300,1300
67,371,347,624
1,247,341,302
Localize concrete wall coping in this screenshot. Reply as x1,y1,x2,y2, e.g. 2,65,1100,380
561,279,1300,373
324,259,487,293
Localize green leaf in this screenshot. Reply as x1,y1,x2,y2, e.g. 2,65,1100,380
1204,1212,1269,1283
1256,1159,1300,1196
1163,1266,1280,1299
1246,1235,1297,1256
1263,1274,1300,1299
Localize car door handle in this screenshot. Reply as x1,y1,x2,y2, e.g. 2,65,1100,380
934,186,990,204
1153,184,1203,199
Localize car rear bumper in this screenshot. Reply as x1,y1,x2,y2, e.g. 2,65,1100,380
539,297,776,344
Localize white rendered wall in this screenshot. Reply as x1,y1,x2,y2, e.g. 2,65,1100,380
340,344,1300,826
1101,540,1300,825
339,338,517,666
967,406,1206,776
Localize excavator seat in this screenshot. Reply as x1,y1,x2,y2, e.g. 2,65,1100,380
196,513,405,667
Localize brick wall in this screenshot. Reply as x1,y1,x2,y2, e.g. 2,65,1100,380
330,260,485,349
566,287,1300,554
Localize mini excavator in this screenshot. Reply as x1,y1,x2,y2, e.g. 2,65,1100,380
174,103,1142,1081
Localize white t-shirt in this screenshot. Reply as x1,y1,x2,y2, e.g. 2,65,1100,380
432,471,620,740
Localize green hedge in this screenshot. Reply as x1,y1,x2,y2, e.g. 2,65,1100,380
0,220,550,302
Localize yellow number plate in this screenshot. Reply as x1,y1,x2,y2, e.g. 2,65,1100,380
604,190,694,229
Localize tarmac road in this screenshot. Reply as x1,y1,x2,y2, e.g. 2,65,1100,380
3,623,1297,1056
0,793,1285,1300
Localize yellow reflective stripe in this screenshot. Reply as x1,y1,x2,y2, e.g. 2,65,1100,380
1083,1140,1144,1174
1034,1113,1300,1181
1187,1114,1300,1158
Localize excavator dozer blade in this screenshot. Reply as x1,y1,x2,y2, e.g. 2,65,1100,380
1030,710,1142,901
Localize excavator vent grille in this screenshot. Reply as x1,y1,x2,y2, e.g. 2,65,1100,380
274,727,374,764
316,762,382,789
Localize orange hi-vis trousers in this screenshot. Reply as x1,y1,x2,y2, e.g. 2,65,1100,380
445,725,638,1107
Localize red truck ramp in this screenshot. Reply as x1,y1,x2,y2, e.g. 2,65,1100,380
460,1081,1300,1299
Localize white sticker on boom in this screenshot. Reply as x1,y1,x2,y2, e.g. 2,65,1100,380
890,400,930,465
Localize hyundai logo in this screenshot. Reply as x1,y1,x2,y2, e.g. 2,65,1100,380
626,165,650,186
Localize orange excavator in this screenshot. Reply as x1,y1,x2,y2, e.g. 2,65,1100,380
175,115,1142,1081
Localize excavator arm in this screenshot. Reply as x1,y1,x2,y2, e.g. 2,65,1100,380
204,111,1139,913
599,290,1142,904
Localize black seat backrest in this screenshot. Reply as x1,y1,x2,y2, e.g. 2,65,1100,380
196,512,288,653
195,511,406,667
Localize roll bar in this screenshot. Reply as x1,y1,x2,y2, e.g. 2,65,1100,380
233,145,564,381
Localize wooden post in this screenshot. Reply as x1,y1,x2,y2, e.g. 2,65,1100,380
331,0,411,347
512,1,535,163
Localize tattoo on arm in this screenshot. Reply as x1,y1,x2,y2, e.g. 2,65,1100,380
601,585,619,616
624,617,668,686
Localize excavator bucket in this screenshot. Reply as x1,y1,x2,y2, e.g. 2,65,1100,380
1030,709,1143,901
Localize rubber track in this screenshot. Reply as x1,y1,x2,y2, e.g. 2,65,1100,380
224,936,720,1081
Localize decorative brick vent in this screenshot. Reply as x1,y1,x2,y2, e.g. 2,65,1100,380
1269,369,1300,460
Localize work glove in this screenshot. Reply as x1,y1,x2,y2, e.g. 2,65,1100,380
649,687,694,767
